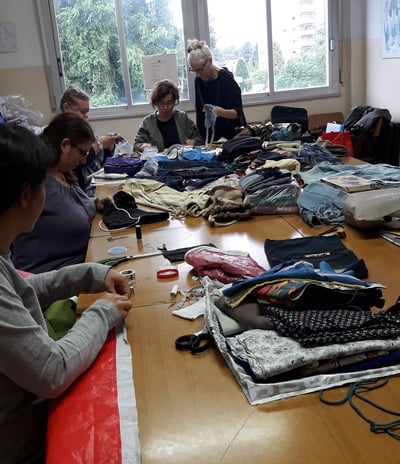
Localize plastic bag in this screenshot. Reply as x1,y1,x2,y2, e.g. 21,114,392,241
2,94,44,126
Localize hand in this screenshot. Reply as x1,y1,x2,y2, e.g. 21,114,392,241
94,195,113,213
101,292,132,319
99,134,118,150
185,139,195,146
139,143,151,153
104,269,132,298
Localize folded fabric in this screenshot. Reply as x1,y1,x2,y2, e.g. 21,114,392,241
296,181,347,226
260,301,400,348
223,260,384,308
244,182,301,215
264,235,368,279
102,191,169,229
185,246,266,284
218,136,263,163
239,167,292,194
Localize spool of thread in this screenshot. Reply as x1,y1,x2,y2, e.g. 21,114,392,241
135,224,142,240
120,269,136,284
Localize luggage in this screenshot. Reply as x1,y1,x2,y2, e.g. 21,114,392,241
344,188,400,229
271,105,309,134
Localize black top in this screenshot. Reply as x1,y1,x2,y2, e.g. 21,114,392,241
195,67,246,141
156,117,180,148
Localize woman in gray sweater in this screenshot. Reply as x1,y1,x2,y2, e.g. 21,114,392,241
134,79,203,153
0,123,132,463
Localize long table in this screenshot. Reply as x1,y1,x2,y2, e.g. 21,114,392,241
78,181,400,464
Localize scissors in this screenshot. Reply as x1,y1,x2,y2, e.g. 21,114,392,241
175,327,212,355
97,250,163,267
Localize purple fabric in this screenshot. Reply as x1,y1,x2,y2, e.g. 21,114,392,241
11,177,95,273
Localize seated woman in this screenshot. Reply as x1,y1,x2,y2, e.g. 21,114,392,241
11,112,105,273
133,79,204,153
60,85,120,196
0,122,132,463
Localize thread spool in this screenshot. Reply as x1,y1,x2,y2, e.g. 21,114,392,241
120,269,136,284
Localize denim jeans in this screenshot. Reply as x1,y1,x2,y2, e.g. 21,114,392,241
296,181,348,226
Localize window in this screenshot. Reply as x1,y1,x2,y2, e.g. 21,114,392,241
36,0,339,118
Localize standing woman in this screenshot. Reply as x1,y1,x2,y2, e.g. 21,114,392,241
0,122,132,463
11,112,101,273
134,79,204,153
187,39,246,143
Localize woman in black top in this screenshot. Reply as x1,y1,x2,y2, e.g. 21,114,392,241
187,39,246,143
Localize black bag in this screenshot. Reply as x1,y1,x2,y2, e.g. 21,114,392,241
271,105,309,134
264,235,368,279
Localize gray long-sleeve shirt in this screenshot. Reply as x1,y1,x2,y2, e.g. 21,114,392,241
0,255,122,463
133,109,204,152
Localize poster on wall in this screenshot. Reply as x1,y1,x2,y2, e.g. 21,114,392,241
141,53,178,90
382,0,400,58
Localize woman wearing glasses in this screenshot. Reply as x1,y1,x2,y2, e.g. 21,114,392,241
187,39,246,143
60,85,120,196
134,79,203,153
11,113,103,273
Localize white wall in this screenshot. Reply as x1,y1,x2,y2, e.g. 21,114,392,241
366,0,400,120
0,0,43,69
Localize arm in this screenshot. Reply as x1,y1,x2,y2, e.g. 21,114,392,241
219,70,246,126
133,114,164,152
215,107,238,120
26,262,121,307
0,263,131,399
175,111,204,146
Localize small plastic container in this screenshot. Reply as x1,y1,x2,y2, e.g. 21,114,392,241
142,146,158,161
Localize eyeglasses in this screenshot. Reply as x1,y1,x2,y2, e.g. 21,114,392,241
73,144,90,159
157,100,175,108
189,60,209,73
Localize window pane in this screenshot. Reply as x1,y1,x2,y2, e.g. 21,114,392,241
55,0,126,107
271,0,328,91
207,0,269,95
120,0,187,104
54,0,186,108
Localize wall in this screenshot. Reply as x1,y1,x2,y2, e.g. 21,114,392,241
0,0,364,141
366,0,400,121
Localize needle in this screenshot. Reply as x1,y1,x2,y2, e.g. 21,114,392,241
107,235,128,242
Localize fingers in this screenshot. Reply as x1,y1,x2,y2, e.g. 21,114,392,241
104,269,131,297
102,294,132,319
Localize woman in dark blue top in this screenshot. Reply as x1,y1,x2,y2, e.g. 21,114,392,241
11,113,99,273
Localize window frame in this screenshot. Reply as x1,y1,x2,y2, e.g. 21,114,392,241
36,0,339,120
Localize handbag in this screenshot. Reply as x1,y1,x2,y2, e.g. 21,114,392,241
320,130,354,157
104,156,144,177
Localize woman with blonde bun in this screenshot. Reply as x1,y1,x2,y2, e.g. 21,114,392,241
187,39,246,142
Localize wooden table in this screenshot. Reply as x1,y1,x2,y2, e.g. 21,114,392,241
79,188,400,463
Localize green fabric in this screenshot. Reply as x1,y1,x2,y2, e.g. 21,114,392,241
44,299,77,340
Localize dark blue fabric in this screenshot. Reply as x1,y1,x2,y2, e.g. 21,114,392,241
223,260,381,299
